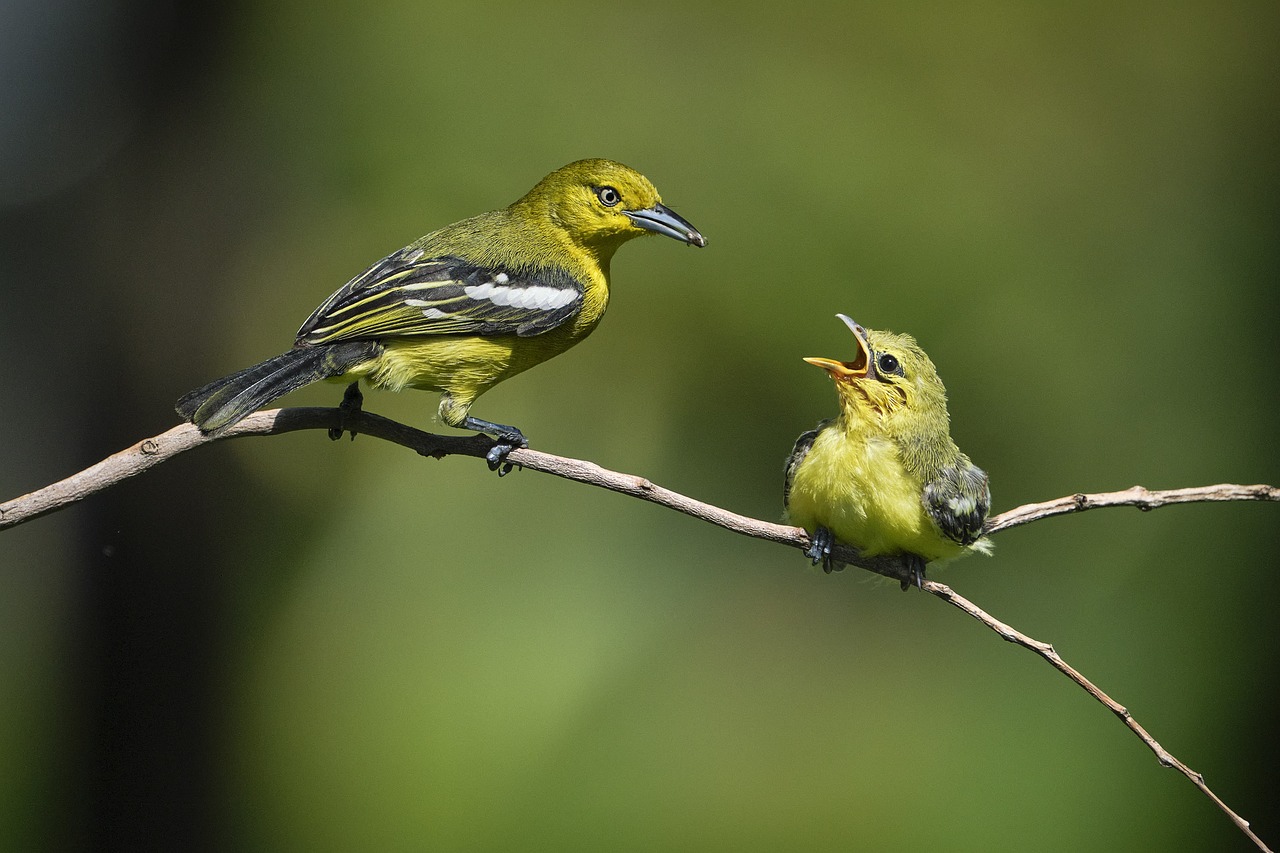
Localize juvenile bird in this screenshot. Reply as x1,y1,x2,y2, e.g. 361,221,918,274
176,158,705,468
783,314,990,588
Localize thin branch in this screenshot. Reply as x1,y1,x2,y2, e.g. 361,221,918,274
985,483,1279,534
0,407,914,581
0,405,1274,851
926,581,1272,853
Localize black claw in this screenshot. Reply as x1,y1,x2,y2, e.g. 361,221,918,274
329,382,364,441
901,554,927,591
485,443,522,476
804,527,838,573
463,416,528,477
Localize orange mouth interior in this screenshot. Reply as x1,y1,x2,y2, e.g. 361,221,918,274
803,324,869,380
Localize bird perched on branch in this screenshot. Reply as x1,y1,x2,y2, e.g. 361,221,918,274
176,158,705,469
783,314,990,588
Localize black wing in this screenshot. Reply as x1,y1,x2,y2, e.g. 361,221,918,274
921,458,991,546
783,423,827,509
296,247,584,345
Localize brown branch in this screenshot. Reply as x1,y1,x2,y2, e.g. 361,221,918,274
926,581,1272,853
0,405,1274,851
0,407,916,582
985,482,1279,534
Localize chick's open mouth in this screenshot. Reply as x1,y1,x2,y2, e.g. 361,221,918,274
803,317,870,381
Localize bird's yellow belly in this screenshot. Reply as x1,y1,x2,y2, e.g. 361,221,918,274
787,429,961,562
355,336,521,394
342,318,597,411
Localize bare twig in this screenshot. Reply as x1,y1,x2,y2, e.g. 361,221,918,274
926,581,1272,853
0,405,1274,851
985,483,1279,534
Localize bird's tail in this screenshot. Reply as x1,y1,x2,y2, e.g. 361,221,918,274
176,341,380,436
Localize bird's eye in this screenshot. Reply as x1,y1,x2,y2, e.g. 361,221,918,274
595,186,621,207
877,353,902,376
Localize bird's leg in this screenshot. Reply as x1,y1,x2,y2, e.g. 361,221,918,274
805,526,838,573
329,382,364,441
901,554,927,592
461,416,528,476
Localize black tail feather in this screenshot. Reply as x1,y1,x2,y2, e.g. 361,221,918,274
175,341,380,436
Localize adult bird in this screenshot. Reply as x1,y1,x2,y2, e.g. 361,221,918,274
783,314,990,588
176,159,705,469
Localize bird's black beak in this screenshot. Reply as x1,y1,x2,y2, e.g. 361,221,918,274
804,314,871,381
624,202,706,247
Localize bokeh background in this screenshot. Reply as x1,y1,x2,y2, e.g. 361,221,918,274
2,2,1277,850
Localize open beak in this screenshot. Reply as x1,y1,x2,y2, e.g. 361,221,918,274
804,314,871,381
624,202,707,247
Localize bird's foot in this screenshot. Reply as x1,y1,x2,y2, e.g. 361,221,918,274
329,382,363,441
462,416,528,477
901,554,927,592
805,526,840,573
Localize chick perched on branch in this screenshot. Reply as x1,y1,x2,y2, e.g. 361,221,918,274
177,159,705,470
784,315,990,588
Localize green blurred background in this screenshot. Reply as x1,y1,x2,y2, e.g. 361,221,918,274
2,1,1277,850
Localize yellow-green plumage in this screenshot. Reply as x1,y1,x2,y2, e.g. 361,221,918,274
784,315,990,579
342,169,625,408
176,159,704,448
787,427,965,561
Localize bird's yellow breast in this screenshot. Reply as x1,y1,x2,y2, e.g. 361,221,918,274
786,425,964,562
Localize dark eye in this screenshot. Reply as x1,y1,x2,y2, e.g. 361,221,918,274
877,353,902,376
595,186,621,207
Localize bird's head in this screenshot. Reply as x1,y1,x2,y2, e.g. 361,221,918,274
517,159,706,257
804,314,951,436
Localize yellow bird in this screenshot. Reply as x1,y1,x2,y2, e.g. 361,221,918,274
784,314,991,587
176,159,705,469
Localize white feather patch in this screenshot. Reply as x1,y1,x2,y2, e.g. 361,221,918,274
463,283,576,312
403,298,448,318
